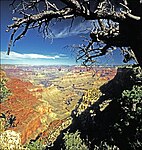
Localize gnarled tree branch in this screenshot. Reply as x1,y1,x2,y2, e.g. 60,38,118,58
6,0,142,68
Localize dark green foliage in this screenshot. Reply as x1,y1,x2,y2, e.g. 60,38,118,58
121,85,142,122
112,85,142,149
63,130,88,150
0,78,10,103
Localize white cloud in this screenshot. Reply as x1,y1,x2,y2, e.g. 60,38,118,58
59,54,67,57
1,51,66,60
52,20,94,39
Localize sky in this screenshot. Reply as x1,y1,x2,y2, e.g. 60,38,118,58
0,0,125,66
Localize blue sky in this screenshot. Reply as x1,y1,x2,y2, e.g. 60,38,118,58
0,0,125,66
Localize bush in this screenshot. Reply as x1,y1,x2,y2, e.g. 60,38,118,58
63,130,88,150
0,78,10,103
25,140,46,150
0,112,16,130
113,85,142,149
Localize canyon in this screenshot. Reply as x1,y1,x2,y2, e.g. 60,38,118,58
0,65,117,146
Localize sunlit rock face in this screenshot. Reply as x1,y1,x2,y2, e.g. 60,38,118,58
0,130,22,149
0,75,44,144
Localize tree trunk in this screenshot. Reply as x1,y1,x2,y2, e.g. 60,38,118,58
118,1,142,68
130,39,142,68
128,0,142,68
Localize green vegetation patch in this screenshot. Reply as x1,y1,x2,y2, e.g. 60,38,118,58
0,78,11,103
63,130,88,150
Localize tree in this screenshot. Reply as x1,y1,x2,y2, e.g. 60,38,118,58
7,0,142,67
112,85,142,149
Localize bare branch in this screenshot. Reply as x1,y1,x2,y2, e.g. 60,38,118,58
13,23,30,45
7,7,74,52
6,0,142,67
7,28,18,55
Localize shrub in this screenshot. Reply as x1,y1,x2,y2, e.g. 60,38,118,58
0,78,10,103
25,140,46,150
0,112,16,130
63,130,88,150
113,85,142,149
